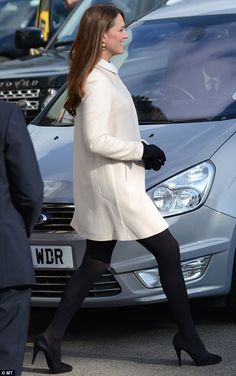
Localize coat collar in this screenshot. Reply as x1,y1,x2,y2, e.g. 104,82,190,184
97,59,118,74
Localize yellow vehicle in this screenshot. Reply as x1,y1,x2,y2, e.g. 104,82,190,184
36,0,50,42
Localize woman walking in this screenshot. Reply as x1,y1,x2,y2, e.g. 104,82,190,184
32,4,222,373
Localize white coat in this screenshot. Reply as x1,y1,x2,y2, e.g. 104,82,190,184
71,59,168,241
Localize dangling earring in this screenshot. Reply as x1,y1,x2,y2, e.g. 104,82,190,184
101,41,106,51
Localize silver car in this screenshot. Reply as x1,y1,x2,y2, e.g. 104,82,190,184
29,0,236,309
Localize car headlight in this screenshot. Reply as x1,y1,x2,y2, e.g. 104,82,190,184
148,161,215,217
135,256,211,288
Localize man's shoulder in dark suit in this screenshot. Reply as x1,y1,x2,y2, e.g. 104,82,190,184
0,99,44,288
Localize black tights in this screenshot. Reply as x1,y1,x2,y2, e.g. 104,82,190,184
44,229,204,353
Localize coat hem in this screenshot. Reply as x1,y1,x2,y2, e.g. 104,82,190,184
71,223,169,242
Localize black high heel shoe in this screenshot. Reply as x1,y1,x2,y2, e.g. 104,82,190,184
172,332,222,367
32,334,73,374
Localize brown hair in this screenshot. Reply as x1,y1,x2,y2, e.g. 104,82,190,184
64,4,125,116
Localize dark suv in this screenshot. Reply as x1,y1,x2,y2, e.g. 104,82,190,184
0,0,166,123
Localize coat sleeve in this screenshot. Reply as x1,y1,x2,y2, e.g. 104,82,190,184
5,104,44,237
81,74,144,161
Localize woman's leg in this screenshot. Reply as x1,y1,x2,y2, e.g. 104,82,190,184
43,239,117,349
137,229,213,355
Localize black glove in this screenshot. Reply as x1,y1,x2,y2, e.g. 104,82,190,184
143,158,152,170
143,157,162,171
142,142,166,171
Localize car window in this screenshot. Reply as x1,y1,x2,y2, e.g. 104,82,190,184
37,13,236,126
52,0,167,46
119,14,236,123
39,87,74,126
52,0,71,30
0,0,39,35
37,0,72,42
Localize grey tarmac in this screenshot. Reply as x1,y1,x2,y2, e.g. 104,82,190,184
22,303,236,376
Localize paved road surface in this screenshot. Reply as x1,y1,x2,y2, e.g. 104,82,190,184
22,303,236,376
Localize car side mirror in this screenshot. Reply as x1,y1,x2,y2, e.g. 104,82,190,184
15,28,47,49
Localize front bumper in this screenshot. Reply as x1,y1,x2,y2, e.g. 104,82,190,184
30,205,236,307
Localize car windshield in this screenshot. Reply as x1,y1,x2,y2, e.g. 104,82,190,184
38,12,236,126
52,0,166,46
118,13,236,123
51,0,72,31
0,0,39,36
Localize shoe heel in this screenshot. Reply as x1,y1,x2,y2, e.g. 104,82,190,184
174,346,182,367
32,342,40,364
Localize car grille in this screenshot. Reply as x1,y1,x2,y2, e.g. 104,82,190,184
33,204,74,233
0,89,40,111
32,269,121,298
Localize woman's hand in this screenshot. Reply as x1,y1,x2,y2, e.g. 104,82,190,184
142,142,166,171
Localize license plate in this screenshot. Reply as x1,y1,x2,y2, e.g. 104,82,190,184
31,246,74,269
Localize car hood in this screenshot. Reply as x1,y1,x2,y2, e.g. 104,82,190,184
29,118,236,202
0,49,69,78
